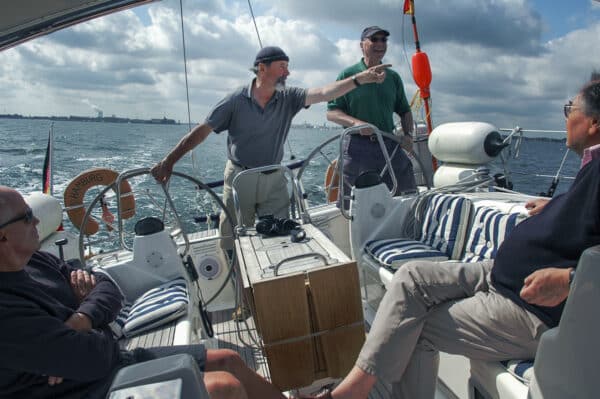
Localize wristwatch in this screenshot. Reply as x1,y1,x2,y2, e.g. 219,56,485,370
569,268,576,285
352,75,361,87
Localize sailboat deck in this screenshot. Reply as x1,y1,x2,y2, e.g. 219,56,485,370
210,309,393,398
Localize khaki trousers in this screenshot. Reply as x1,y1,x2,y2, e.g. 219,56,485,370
219,160,290,250
357,260,548,398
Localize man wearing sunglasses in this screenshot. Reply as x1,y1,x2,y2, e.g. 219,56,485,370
327,26,417,209
0,186,290,399
305,80,600,399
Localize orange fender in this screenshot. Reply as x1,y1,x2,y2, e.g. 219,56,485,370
324,159,340,203
63,168,135,235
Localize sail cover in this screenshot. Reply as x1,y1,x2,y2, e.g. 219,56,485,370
0,0,155,51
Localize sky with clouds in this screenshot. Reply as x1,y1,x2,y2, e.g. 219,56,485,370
1,0,599,134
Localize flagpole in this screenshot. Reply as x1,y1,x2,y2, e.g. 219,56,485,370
404,0,437,170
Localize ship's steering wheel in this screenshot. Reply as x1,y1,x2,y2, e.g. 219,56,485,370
77,168,235,265
77,168,235,338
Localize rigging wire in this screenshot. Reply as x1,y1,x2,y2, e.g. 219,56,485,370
543,148,571,197
178,0,195,167
247,0,263,48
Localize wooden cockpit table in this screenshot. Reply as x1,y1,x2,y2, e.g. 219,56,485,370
235,223,365,391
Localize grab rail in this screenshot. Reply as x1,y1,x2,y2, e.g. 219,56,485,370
273,252,329,276
231,164,305,236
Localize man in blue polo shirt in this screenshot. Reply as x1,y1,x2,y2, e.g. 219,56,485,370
152,46,390,250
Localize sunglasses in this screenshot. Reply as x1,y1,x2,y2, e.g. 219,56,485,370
563,101,580,119
0,207,34,229
368,37,388,43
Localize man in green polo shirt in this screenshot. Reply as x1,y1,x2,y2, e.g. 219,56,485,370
327,26,417,209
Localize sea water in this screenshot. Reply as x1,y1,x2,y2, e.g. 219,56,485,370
0,118,581,242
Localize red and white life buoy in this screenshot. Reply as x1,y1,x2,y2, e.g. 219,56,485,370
324,159,340,203
63,168,135,235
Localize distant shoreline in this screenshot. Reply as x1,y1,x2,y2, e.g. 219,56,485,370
0,113,179,125
0,114,341,130
0,116,563,140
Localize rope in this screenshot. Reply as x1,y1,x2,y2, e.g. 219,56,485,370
261,320,365,348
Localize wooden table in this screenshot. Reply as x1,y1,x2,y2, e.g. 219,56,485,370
236,224,365,391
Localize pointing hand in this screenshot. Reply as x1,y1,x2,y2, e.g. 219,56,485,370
358,64,392,85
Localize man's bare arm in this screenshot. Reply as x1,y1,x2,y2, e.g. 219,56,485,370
151,123,213,182
399,111,414,136
305,64,391,106
326,109,374,136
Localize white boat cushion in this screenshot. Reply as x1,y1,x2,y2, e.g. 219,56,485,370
419,194,472,259
365,238,449,270
121,277,188,338
501,359,534,385
462,207,524,262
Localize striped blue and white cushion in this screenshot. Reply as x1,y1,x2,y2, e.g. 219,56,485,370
462,207,523,262
365,238,449,270
419,194,472,259
122,277,188,337
501,359,534,385
110,302,132,339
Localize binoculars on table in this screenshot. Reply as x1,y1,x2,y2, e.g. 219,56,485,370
255,215,306,242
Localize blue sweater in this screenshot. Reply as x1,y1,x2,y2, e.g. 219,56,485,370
0,251,123,398
492,157,600,327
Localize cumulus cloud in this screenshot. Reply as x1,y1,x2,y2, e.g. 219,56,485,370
0,0,598,131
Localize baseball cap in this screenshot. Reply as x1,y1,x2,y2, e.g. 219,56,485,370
361,26,390,41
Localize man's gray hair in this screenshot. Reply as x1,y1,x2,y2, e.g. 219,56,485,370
581,79,600,120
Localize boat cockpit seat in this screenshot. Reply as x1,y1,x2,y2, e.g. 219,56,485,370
470,359,532,399
459,205,524,263
355,191,535,399
107,353,209,398
362,196,526,287
469,246,600,399
364,193,472,275
108,277,191,350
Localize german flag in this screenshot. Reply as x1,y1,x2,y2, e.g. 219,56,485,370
42,124,64,231
42,124,53,195
403,0,414,15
